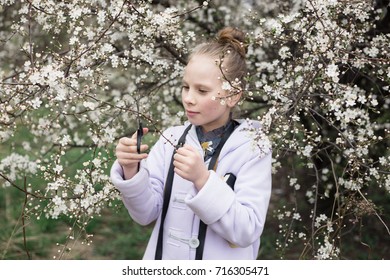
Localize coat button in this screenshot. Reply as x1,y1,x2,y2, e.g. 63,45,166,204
189,238,200,249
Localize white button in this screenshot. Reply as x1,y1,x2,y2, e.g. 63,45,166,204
189,238,200,249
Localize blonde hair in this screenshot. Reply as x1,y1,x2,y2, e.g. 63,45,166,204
188,27,248,92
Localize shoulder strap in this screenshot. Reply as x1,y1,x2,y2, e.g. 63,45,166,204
195,120,238,259
155,121,238,260
155,124,192,260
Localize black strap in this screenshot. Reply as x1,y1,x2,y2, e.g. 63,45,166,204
155,121,237,260
155,124,192,260
195,121,237,260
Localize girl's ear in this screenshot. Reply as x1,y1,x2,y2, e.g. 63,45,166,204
227,91,242,108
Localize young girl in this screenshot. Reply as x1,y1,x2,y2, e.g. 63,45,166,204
110,27,272,260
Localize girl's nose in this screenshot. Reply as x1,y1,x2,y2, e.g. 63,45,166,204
183,90,196,105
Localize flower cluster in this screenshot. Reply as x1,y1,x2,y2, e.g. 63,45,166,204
0,153,38,186
245,0,389,258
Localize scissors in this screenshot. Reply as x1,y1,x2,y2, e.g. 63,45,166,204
136,98,143,171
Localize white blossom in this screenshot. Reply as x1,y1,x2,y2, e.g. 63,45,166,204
325,63,340,82
316,236,340,260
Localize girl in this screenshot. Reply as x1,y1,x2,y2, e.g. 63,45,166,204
110,27,272,260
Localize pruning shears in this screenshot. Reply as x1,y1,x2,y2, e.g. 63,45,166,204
136,98,143,171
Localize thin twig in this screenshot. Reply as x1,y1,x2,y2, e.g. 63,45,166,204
357,188,390,236
0,173,46,199
22,177,31,259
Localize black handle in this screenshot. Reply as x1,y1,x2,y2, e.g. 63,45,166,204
136,122,143,171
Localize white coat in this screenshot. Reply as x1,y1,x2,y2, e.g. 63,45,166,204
110,120,272,259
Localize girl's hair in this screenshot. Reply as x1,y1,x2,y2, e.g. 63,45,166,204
189,27,248,92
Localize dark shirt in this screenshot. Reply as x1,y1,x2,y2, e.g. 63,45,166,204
196,120,236,161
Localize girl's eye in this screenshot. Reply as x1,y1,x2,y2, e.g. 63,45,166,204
199,89,208,93
182,85,189,91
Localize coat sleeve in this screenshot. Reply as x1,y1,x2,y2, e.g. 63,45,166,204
185,150,272,248
110,130,172,226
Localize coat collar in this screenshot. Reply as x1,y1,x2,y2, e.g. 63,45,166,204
183,119,262,158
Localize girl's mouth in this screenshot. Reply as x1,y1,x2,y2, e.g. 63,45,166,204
186,110,199,117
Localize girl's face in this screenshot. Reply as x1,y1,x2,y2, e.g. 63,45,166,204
181,54,239,132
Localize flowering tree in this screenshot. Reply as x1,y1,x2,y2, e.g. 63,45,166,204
0,0,389,259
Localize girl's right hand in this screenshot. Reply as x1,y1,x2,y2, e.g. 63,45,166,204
115,127,149,180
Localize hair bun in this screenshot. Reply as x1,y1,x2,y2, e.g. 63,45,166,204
216,27,247,57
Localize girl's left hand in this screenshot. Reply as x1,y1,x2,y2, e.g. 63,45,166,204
173,144,209,190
